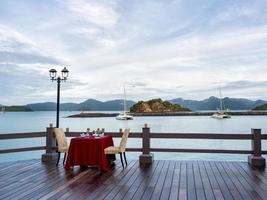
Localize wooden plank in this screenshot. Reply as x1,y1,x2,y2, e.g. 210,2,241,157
198,161,215,200
0,162,48,199
121,161,159,200
208,162,235,200
90,160,139,200
112,164,145,200
214,162,243,200
84,160,137,200
50,170,99,200
2,159,267,200
203,162,225,200
178,162,187,200
219,162,255,200
159,161,175,200
149,161,170,200
38,169,90,200
131,161,163,200
0,163,65,199
169,162,181,200
140,161,166,200
0,161,41,186
102,161,140,200
0,159,38,177
113,161,158,200
237,162,267,187
192,161,206,200
227,162,267,199
186,162,197,200
68,161,126,200
26,165,88,199
41,161,125,200
21,166,75,200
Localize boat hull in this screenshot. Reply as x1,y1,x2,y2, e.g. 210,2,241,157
116,114,133,120
211,113,231,119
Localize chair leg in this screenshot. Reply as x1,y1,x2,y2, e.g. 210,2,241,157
56,152,61,166
123,152,127,166
63,153,66,165
119,152,124,168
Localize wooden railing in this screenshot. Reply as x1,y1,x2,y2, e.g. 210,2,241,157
0,124,266,168
0,132,46,154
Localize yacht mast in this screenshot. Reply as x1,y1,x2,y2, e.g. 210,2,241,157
219,88,223,111
123,86,127,114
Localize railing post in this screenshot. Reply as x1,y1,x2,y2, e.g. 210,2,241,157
41,124,58,162
139,123,154,167
248,129,265,168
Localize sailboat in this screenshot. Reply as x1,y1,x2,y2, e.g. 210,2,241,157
116,87,133,120
211,89,231,119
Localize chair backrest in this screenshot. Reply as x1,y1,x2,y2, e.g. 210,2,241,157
54,128,68,153
119,129,130,152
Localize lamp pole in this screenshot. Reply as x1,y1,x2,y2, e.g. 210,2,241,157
49,67,69,128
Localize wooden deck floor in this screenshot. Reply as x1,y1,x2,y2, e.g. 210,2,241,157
0,159,267,200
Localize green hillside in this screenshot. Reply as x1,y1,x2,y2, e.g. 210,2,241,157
130,98,190,113
3,106,32,112
252,103,267,110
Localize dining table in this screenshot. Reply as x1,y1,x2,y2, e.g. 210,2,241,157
65,134,115,172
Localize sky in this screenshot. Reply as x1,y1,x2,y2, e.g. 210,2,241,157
0,0,267,105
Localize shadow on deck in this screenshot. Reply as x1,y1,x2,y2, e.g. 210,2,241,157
0,159,267,200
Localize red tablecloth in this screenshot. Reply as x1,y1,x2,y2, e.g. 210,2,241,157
65,135,114,172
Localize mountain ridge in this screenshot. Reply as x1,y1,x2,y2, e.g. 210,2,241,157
1,97,266,111
26,99,136,111
170,97,266,111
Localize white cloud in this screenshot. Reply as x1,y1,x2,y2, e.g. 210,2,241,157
65,0,119,28
1,0,267,104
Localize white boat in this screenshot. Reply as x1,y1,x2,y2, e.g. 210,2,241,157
212,89,231,119
212,112,231,119
116,113,133,120
116,87,133,120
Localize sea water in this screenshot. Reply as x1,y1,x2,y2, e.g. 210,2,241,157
1,111,267,162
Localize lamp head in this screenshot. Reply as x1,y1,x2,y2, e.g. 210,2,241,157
61,67,69,79
49,69,57,79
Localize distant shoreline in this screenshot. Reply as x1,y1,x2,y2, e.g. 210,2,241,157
66,111,267,118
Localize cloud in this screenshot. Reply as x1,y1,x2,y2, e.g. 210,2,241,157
1,0,267,104
222,81,267,90
64,0,119,28
0,24,61,64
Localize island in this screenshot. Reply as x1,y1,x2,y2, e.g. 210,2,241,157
2,106,32,112
130,98,190,112
252,104,267,110
67,99,194,118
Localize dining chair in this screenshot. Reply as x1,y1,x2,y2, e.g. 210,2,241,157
104,129,130,168
54,128,68,166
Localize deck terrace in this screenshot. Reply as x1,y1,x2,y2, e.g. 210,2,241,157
0,159,267,200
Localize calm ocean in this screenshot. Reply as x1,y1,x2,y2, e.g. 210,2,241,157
1,111,267,162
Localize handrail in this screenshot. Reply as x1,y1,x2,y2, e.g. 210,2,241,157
0,146,46,154
150,133,253,139
65,132,143,138
150,148,253,154
1,131,265,140
0,132,46,139
0,125,266,168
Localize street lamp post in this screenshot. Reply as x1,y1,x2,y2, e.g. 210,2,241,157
49,67,69,128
